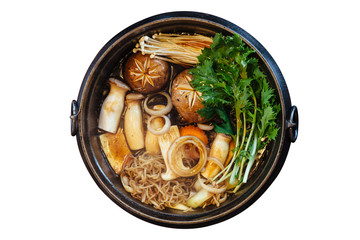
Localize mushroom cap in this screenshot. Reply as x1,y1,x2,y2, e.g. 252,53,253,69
171,69,207,123
124,52,169,94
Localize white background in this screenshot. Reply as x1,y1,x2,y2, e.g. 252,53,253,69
1,0,359,239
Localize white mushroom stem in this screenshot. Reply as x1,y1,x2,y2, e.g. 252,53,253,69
158,126,181,181
145,115,165,155
98,78,130,133
202,133,232,179
124,93,145,150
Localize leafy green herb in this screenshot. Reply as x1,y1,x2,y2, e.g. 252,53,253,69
213,107,234,136
189,33,280,192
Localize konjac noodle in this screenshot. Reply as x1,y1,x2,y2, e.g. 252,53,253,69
98,32,280,211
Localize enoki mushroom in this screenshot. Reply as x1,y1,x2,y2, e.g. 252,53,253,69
133,33,213,66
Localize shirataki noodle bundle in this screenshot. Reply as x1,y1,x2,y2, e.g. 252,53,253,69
121,153,195,210
121,152,229,210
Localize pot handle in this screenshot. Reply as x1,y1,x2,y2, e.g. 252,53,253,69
287,105,298,143
70,100,79,136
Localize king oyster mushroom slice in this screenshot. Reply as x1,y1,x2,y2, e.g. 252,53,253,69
98,78,130,133
124,93,145,150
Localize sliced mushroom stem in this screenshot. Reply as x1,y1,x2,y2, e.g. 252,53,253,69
202,133,232,179
193,178,202,192
145,132,161,155
145,116,165,155
124,93,145,150
158,126,180,180
98,78,130,133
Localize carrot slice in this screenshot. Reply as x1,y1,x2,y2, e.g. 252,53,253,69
179,125,208,146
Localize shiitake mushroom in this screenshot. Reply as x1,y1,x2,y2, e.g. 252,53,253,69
171,69,206,123
124,52,169,94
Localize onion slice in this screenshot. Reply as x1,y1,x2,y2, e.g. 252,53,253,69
147,115,171,135
197,123,214,131
205,157,224,171
197,174,228,194
144,92,173,116
120,175,134,193
120,155,135,193
168,136,207,177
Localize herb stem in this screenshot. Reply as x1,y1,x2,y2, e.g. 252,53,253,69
229,111,247,184
235,89,257,188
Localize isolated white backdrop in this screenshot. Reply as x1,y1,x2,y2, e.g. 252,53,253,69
1,0,359,239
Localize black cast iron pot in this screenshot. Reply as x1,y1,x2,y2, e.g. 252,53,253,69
70,11,298,228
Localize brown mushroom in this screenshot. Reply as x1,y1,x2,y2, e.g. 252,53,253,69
171,69,206,123
124,52,169,94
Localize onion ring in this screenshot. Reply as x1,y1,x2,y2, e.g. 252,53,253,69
144,92,173,116
147,115,171,135
197,174,228,194
168,136,207,177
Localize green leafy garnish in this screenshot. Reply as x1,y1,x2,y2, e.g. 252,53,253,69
213,107,234,136
189,33,280,192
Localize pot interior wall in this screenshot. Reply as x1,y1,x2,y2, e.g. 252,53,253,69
78,16,285,226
